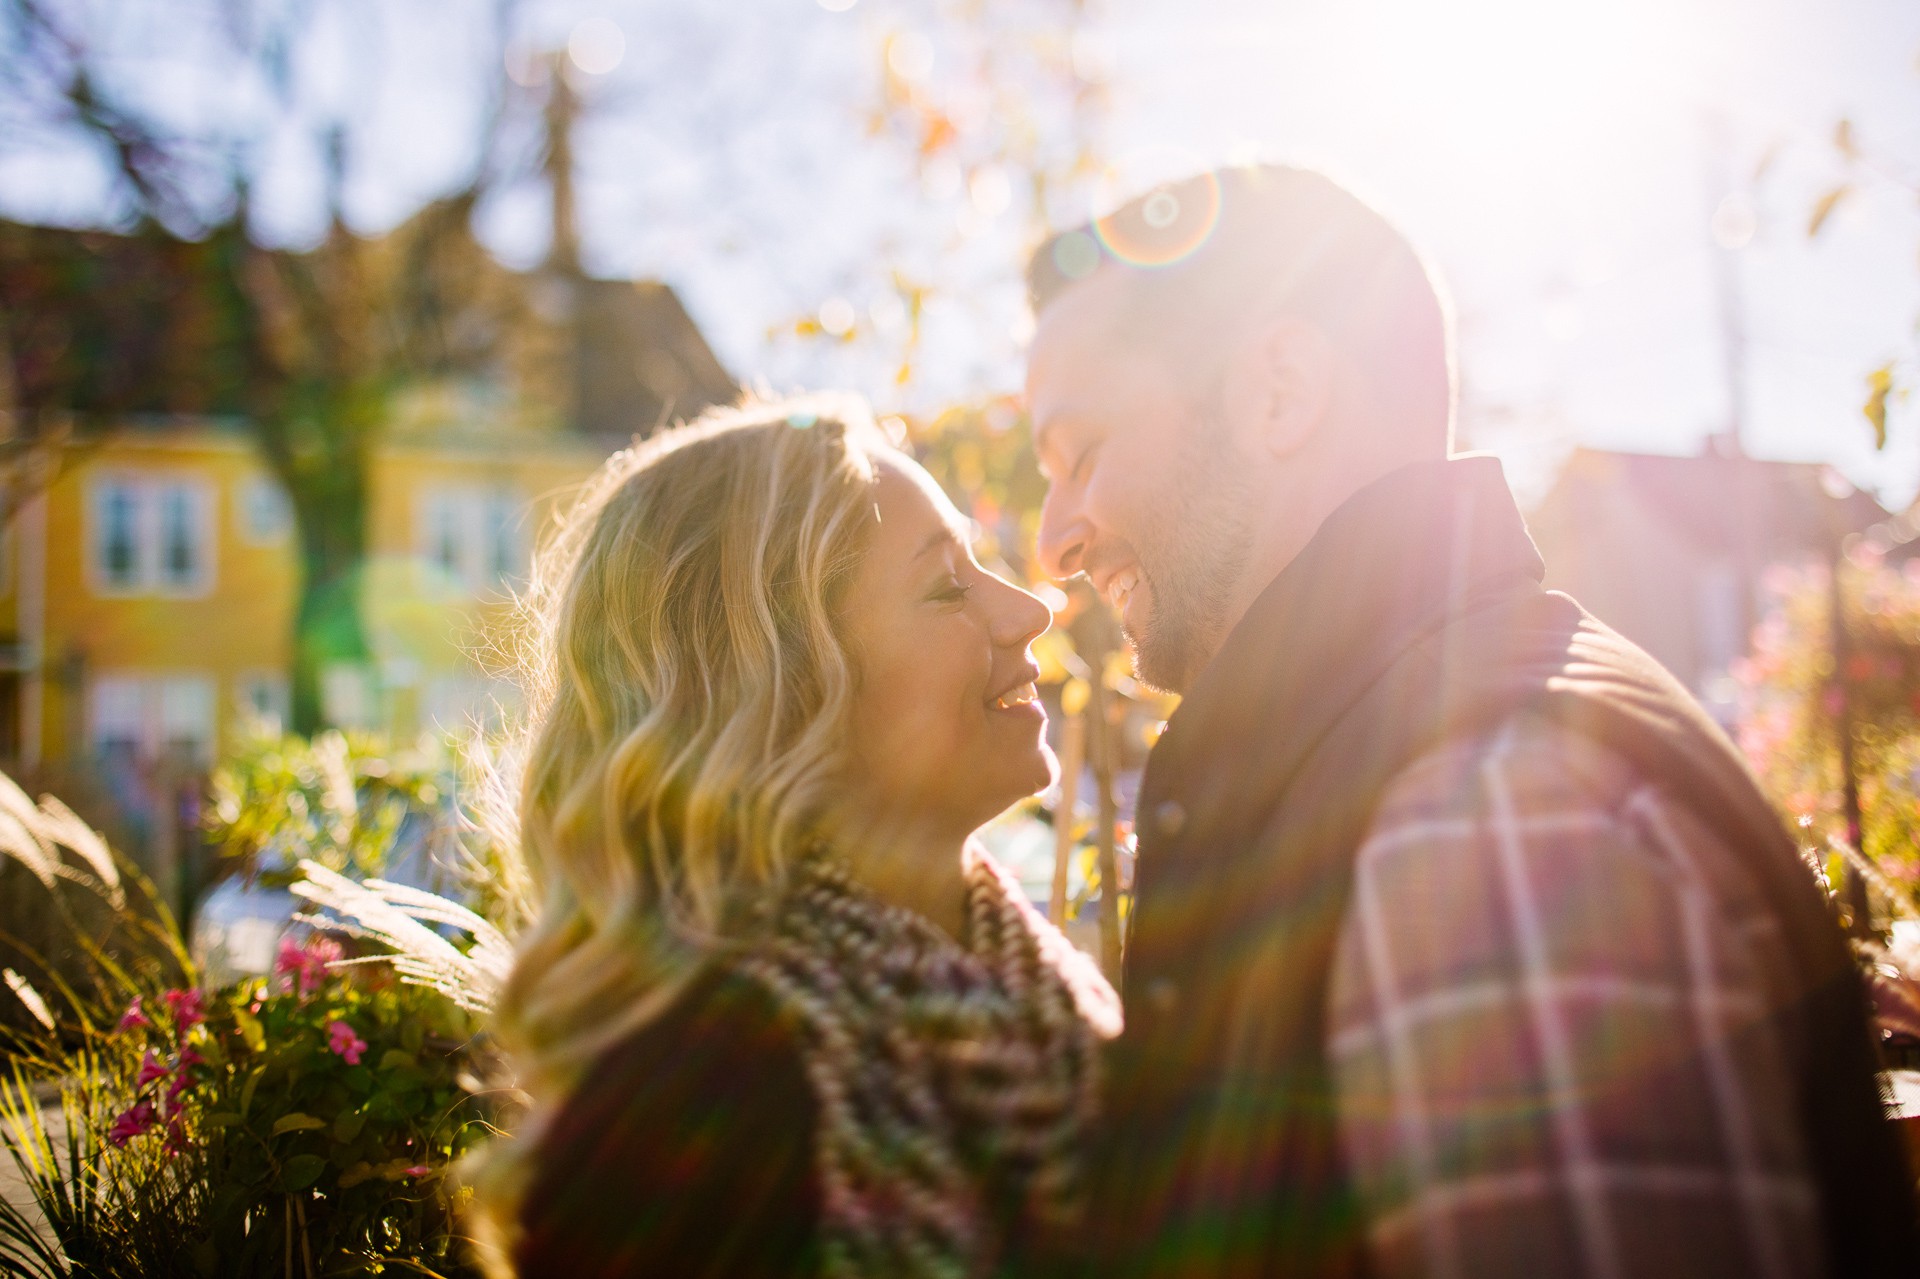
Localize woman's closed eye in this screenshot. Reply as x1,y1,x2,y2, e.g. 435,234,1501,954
930,575,975,606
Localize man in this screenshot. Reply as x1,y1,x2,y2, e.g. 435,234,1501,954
1024,164,1916,1278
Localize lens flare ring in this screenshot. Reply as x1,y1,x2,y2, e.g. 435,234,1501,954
1092,171,1223,270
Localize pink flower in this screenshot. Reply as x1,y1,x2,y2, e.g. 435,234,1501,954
177,1045,205,1070
275,935,344,997
134,1048,171,1089
326,1020,368,1066
115,996,150,1033
164,1067,194,1106
162,1112,190,1156
107,1100,156,1147
402,1165,431,1177
162,988,205,1032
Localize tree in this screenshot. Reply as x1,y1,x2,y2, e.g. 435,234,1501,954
1737,549,1920,929
0,0,523,731
1804,116,1920,452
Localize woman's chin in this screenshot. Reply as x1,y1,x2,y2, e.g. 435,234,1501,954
986,742,1059,815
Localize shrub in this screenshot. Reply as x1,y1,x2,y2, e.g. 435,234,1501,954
0,759,500,1278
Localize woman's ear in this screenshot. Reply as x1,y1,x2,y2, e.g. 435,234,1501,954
1216,316,1335,458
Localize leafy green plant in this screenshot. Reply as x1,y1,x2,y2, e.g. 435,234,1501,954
205,730,530,936
1736,552,1920,923
0,761,499,1278
206,731,436,885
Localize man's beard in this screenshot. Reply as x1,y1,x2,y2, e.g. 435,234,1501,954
1124,427,1256,696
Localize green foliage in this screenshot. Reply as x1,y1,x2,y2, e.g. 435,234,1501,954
1736,552,1920,921
206,731,439,884
2,950,490,1278
204,730,528,933
0,756,502,1278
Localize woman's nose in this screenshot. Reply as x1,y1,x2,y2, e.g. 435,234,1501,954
990,577,1053,648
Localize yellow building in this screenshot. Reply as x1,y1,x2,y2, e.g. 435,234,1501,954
0,215,734,808
4,413,609,774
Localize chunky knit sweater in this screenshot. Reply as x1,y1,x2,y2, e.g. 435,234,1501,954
515,849,1120,1279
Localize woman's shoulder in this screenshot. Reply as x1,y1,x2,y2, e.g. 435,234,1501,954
515,964,822,1279
592,962,808,1088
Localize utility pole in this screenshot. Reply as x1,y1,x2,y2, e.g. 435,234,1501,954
1704,109,1766,649
1706,109,1873,932
542,52,592,435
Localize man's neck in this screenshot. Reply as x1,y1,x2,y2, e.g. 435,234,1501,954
1196,449,1448,688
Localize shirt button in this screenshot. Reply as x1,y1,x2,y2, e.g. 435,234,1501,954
1153,799,1187,838
1145,978,1179,1014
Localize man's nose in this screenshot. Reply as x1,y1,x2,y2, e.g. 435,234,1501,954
1036,487,1089,581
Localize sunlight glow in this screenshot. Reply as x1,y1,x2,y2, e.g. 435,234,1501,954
1357,0,1699,154
567,19,626,77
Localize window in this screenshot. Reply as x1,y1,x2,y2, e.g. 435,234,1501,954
235,671,290,736
423,492,465,580
157,485,199,588
158,677,215,764
321,663,377,730
86,672,217,767
89,676,146,759
238,476,293,545
415,484,527,595
483,492,521,584
98,482,141,589
87,474,215,597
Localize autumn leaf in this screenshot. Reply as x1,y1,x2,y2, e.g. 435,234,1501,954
1834,118,1858,159
1865,363,1895,450
919,112,958,157
1809,185,1851,238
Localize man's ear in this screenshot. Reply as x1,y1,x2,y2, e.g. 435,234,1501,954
1217,316,1334,458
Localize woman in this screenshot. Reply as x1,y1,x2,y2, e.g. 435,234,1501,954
476,396,1121,1278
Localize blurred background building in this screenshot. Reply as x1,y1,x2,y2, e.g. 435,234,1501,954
0,209,732,864
1529,439,1895,722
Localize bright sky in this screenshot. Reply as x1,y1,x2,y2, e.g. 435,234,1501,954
4,0,1916,507
1100,0,1920,505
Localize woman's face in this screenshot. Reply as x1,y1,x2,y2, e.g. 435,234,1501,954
837,450,1056,837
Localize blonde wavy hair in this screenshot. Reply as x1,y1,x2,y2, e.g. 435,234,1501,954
504,395,883,1080
468,396,885,1266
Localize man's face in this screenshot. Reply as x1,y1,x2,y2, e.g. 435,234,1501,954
1026,268,1256,694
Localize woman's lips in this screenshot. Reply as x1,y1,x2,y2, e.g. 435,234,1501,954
992,681,1039,711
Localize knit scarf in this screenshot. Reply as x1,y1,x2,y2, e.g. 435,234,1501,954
733,848,1122,1279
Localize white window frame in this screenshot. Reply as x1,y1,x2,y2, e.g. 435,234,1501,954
236,474,294,546
85,472,217,598
414,483,527,596
234,669,291,737
86,671,218,767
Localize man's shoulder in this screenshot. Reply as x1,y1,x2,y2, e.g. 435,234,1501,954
1351,703,1780,950
1344,702,1791,1009
1371,703,1650,835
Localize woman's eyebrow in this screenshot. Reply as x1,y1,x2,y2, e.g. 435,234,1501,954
914,524,969,561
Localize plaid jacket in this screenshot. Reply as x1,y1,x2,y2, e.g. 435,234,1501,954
1328,708,1826,1279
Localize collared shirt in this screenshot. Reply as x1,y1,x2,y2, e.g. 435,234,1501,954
1328,708,1827,1279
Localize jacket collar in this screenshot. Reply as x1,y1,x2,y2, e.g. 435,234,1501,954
1142,456,1544,841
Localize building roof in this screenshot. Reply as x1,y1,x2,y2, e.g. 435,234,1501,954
1533,443,1892,560
0,217,734,440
